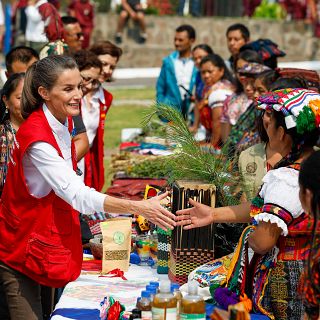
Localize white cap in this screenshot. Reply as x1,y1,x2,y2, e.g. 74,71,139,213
159,280,171,293
188,281,199,295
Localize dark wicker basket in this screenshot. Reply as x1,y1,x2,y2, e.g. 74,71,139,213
168,180,216,285
89,236,103,260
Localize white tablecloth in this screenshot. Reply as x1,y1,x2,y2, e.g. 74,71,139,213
50,264,168,320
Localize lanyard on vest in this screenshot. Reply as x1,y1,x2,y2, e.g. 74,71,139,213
67,116,77,172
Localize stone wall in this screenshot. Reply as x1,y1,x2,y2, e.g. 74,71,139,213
92,13,319,68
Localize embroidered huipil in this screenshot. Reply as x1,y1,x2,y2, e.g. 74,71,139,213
249,165,312,320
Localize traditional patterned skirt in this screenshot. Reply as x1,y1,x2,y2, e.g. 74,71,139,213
259,260,305,320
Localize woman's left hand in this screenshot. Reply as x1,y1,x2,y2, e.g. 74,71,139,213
133,192,176,231
175,199,214,229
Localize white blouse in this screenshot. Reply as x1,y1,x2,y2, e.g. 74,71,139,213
81,97,100,147
22,105,106,215
254,167,304,236
25,0,48,43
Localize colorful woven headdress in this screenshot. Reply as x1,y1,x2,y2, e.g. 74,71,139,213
237,62,271,75
257,88,320,135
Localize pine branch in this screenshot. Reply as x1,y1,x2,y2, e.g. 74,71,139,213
144,104,242,207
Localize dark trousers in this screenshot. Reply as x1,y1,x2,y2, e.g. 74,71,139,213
0,261,42,320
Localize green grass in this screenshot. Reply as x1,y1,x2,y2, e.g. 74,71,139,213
107,87,156,100
104,103,150,150
103,103,151,191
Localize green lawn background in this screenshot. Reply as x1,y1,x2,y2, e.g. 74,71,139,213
102,87,155,190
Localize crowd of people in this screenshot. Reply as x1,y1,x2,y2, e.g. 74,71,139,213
5,0,94,52
156,21,320,320
0,1,317,319
0,2,178,319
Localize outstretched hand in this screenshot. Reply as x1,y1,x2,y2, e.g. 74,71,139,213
176,198,213,230
138,191,176,231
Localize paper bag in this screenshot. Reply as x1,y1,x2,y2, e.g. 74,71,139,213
101,218,132,273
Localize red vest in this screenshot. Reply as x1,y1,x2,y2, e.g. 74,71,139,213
38,2,63,42
84,88,113,191
0,108,82,288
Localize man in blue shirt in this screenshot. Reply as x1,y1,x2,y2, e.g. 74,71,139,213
156,24,197,120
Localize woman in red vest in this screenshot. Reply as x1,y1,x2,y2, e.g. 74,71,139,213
0,55,175,319
83,41,123,191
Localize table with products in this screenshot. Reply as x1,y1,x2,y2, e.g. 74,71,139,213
50,263,168,320
50,262,269,320
50,126,270,319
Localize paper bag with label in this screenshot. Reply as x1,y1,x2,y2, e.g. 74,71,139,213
100,218,132,273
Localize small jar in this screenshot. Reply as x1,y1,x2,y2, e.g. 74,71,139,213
135,234,150,266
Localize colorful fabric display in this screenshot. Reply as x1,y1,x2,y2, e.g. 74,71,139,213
100,296,127,320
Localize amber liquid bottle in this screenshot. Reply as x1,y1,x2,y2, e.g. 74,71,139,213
152,280,177,320
180,281,205,320
140,291,152,320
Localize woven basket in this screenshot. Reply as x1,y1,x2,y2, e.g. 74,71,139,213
168,248,214,284
168,180,216,285
157,227,171,274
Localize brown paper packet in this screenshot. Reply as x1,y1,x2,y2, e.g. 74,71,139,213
100,218,132,273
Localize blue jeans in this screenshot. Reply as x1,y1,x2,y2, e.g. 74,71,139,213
177,0,201,16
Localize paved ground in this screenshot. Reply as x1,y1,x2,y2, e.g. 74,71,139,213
106,77,157,88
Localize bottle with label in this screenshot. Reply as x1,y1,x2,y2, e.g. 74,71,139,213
140,291,152,320
171,283,183,315
180,281,205,320
152,280,177,320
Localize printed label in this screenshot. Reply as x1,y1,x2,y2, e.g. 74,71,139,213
152,307,177,320
180,313,205,320
104,250,128,260
141,310,152,320
113,231,125,244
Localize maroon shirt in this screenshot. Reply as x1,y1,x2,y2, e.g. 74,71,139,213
68,0,94,30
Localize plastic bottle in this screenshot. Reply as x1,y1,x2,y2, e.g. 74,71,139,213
136,297,142,308
146,286,157,302
171,283,183,315
149,281,160,292
146,284,157,292
152,280,177,320
180,281,205,320
140,291,152,320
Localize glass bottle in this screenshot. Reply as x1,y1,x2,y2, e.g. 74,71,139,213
152,280,177,320
180,281,205,320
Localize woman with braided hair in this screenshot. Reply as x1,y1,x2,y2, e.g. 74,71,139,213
177,88,320,319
